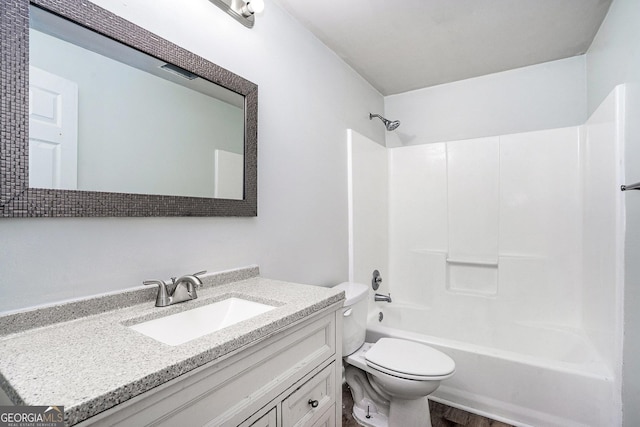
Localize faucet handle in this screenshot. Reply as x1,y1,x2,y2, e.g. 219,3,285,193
192,270,207,286
173,271,205,284
144,280,170,307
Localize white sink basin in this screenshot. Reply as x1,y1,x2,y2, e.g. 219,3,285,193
129,297,276,346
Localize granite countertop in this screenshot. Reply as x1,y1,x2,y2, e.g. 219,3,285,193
0,266,344,425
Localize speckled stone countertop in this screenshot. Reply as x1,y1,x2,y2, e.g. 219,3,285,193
0,266,344,426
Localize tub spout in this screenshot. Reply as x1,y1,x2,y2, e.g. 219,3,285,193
375,293,392,303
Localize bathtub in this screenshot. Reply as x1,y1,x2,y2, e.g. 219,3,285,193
365,303,616,427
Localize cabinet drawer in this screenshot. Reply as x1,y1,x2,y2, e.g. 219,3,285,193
241,407,277,427
282,363,335,427
310,405,335,427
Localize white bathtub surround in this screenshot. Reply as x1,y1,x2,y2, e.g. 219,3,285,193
347,130,388,311
348,86,626,426
388,126,584,325
447,137,500,296
581,85,626,418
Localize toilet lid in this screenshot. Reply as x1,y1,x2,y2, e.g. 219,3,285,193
365,338,455,378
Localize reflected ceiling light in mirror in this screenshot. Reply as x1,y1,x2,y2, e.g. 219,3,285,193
160,63,198,80
210,0,265,28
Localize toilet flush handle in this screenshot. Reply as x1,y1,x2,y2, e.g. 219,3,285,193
343,308,353,317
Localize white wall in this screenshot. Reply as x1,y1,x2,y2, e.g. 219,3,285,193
384,55,587,147
0,0,384,313
586,0,640,424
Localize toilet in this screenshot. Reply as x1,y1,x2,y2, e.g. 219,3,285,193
335,282,455,427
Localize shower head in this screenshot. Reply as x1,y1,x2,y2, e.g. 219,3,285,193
369,113,400,131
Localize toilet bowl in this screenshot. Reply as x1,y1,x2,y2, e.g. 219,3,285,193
335,282,455,427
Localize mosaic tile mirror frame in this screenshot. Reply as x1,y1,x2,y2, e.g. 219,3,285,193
1,0,258,217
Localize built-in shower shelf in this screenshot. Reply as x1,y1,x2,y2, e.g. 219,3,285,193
446,255,499,296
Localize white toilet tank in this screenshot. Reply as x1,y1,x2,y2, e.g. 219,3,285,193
334,282,369,356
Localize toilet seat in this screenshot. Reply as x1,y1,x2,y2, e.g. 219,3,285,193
365,338,455,381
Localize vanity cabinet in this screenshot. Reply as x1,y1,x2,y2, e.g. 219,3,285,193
76,304,342,427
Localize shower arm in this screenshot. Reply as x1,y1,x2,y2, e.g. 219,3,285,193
621,181,640,191
369,112,400,131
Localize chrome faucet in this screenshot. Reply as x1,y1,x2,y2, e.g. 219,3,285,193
144,270,206,307
374,293,392,303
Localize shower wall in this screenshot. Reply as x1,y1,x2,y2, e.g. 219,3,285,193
580,85,625,377
387,126,584,329
347,129,388,293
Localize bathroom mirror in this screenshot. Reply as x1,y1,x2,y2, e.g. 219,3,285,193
1,0,258,217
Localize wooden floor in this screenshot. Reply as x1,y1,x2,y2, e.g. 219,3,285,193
342,384,513,427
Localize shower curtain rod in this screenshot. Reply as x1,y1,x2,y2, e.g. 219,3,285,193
621,181,640,191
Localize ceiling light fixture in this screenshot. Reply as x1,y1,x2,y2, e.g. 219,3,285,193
210,0,265,28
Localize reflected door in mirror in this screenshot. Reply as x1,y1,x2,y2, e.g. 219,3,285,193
29,66,78,189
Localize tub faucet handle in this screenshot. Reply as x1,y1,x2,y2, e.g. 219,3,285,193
372,270,382,290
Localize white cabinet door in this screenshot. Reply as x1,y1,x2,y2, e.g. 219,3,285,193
282,363,336,427
29,66,78,189
310,405,335,427
241,407,278,427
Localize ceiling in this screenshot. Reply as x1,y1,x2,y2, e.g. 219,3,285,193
273,0,613,96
